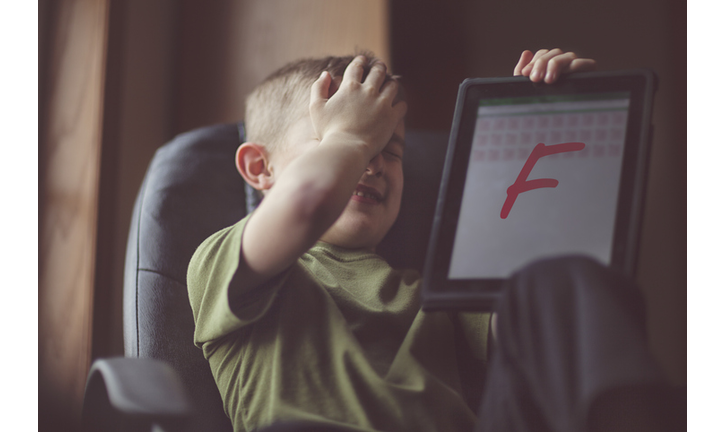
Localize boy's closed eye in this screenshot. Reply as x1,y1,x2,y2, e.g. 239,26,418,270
383,148,403,160
383,135,405,160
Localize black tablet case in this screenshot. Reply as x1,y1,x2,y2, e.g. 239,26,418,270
422,70,657,311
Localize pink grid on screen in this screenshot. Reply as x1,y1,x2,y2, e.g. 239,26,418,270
471,109,626,163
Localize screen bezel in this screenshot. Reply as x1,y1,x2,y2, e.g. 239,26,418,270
421,70,657,311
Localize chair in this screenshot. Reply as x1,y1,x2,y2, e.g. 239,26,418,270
82,123,450,431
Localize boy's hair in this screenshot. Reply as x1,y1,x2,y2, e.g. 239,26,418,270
244,51,403,153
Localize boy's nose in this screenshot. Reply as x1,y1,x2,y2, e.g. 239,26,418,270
366,153,384,176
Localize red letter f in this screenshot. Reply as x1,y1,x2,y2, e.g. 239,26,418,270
500,142,585,219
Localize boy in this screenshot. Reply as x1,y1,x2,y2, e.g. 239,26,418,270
188,50,676,432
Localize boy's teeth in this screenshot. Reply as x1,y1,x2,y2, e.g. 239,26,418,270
354,191,379,200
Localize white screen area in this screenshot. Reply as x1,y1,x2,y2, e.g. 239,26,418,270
448,93,630,279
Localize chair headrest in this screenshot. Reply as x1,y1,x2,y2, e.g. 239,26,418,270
129,124,249,285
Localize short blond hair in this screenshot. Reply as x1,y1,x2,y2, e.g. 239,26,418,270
244,51,403,153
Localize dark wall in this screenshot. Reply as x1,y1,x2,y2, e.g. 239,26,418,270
391,0,686,385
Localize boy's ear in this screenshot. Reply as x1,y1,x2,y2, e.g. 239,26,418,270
235,143,273,191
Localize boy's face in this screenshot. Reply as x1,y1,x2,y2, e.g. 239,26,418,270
270,115,405,251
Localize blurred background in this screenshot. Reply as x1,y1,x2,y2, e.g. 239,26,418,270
38,0,685,430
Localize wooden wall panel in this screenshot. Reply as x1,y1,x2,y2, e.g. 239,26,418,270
92,0,179,361
177,0,390,133
39,0,109,429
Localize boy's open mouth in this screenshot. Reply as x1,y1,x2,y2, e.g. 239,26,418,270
352,184,383,203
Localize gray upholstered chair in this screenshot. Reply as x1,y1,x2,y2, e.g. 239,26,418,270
82,123,450,431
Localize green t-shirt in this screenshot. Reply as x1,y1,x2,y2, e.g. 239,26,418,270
188,216,490,432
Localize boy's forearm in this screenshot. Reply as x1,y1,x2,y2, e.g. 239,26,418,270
241,133,372,284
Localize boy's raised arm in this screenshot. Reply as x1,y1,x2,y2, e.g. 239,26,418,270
239,56,406,289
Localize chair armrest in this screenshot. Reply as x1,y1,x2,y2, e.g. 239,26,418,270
82,357,192,432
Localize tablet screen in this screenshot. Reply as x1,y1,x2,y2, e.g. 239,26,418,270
422,70,656,311
448,92,631,278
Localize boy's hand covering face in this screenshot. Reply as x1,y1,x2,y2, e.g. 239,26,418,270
309,56,407,157
514,48,597,83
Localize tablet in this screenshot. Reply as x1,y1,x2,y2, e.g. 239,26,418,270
421,70,657,311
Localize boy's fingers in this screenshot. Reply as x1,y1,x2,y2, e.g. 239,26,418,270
379,78,399,101
520,49,596,83
521,49,550,76
529,48,564,82
365,61,388,90
343,55,366,84
513,50,534,76
569,58,597,73
380,79,407,118
542,51,577,83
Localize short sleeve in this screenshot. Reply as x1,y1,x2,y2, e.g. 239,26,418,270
187,216,290,347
